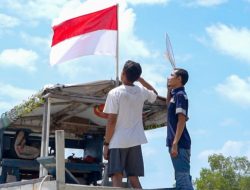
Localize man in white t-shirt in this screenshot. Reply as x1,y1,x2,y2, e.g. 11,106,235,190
103,60,158,188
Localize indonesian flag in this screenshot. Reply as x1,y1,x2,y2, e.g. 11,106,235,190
50,5,118,65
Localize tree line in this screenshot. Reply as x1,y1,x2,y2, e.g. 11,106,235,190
195,154,250,190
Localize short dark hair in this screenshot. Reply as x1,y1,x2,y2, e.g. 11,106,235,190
123,60,142,83
175,68,189,85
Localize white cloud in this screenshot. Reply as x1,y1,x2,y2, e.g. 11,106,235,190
198,140,250,161
1,0,68,20
219,118,239,127
196,0,227,6
1,0,169,23
206,24,250,63
0,83,36,113
175,53,193,64
143,128,167,157
0,48,38,72
56,55,117,82
57,61,97,80
119,6,153,58
191,129,208,136
126,0,170,5
20,32,50,50
145,126,166,140
141,131,174,188
0,13,20,28
215,75,250,107
143,146,157,157
0,101,14,112
0,83,35,100
138,61,168,95
185,0,228,7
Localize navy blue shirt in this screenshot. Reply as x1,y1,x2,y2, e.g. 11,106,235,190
166,87,191,149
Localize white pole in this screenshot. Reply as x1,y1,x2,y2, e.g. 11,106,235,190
45,97,51,158
115,4,119,86
39,97,51,177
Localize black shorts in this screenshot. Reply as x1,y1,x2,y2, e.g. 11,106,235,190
108,145,144,177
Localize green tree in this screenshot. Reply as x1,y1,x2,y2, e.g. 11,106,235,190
195,154,250,190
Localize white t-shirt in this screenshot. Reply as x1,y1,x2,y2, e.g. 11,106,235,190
103,84,157,149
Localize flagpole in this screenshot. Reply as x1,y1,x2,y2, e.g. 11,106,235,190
115,4,119,87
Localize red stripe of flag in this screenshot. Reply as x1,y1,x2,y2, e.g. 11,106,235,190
52,5,118,47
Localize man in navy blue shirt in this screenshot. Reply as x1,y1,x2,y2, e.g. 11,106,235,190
166,68,193,190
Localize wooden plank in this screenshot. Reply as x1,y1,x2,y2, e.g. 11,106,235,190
37,156,56,169
1,159,39,170
38,156,102,173
46,93,106,104
0,177,51,188
61,122,103,129
55,104,90,124
63,184,176,190
51,102,82,122
56,130,65,184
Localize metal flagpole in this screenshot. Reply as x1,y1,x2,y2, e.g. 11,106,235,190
115,4,119,86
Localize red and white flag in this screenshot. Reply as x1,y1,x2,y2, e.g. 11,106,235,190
50,5,118,65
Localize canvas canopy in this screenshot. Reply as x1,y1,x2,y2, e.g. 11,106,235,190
0,80,166,139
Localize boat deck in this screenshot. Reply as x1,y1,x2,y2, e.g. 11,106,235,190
0,178,176,190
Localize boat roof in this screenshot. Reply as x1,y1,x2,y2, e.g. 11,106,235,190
0,80,166,139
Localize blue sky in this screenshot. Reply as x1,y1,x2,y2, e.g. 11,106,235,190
1,0,250,188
